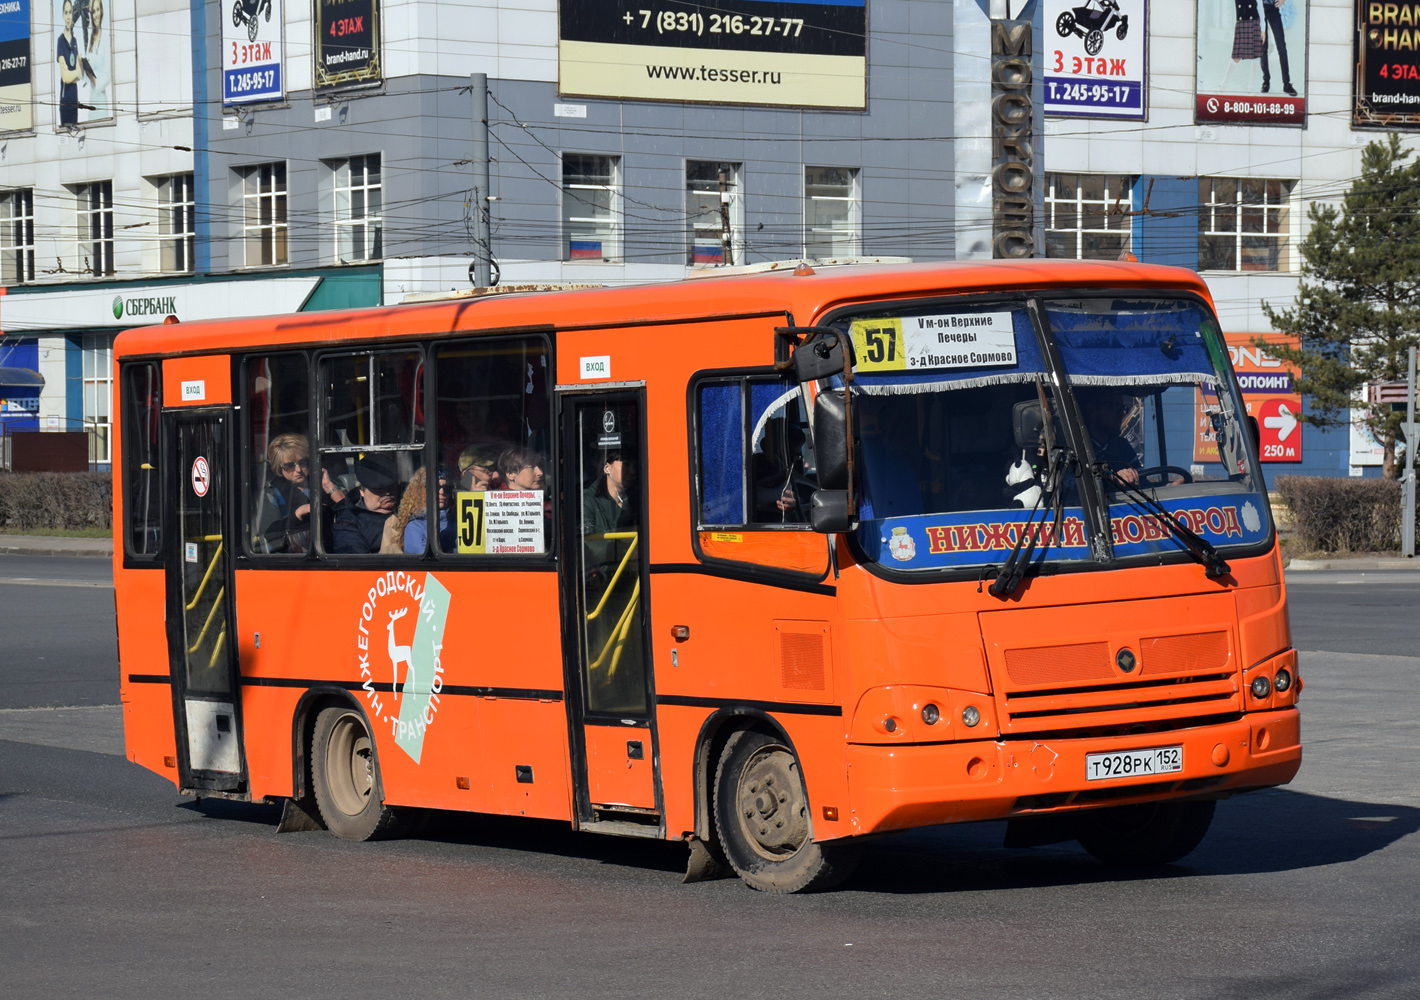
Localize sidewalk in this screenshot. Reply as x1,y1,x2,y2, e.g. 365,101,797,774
1287,554,1420,571
0,534,114,557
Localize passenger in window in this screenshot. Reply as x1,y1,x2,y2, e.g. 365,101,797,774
752,419,812,524
499,447,545,492
1078,389,1142,485
457,444,504,492
258,433,314,553
399,466,456,554
583,450,636,535
333,454,401,553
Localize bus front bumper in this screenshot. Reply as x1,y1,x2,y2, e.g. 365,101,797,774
842,708,1301,837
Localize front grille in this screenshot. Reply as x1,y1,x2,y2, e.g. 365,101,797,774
1005,641,1113,686
1140,631,1230,675
1001,673,1239,735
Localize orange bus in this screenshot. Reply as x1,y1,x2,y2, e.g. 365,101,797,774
113,259,1301,892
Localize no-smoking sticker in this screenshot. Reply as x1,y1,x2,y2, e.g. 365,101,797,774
191,456,211,497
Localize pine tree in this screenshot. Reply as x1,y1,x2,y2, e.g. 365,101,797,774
1262,134,1420,479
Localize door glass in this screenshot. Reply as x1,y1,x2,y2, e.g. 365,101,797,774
576,400,646,716
177,419,232,696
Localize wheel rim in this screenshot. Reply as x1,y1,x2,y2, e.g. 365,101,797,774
733,745,810,862
325,713,375,817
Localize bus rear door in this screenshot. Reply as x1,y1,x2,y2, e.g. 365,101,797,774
560,389,662,831
164,401,247,793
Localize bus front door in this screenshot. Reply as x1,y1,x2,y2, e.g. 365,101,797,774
164,409,246,793
561,391,661,829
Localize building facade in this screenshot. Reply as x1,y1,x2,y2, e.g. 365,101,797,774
0,0,1412,477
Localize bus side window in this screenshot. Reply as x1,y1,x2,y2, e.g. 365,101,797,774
244,354,314,556
318,350,426,556
694,374,829,579
120,362,162,561
433,337,553,557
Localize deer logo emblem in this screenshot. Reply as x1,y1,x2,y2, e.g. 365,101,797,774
387,607,415,701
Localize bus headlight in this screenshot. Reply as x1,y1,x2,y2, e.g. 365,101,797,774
1250,674,1271,699
962,705,981,728
921,703,941,726
1274,668,1292,693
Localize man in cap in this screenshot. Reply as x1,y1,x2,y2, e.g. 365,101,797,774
333,453,401,553
457,444,503,492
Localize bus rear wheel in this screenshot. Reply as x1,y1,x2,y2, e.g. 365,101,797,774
1076,799,1215,867
311,706,404,841
713,730,860,893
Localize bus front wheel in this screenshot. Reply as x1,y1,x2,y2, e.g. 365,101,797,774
1076,799,1215,866
713,729,860,893
311,706,404,841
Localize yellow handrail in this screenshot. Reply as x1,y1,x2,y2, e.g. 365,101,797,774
588,577,640,675
603,591,641,684
208,625,227,671
183,536,225,612
584,533,638,622
187,585,225,654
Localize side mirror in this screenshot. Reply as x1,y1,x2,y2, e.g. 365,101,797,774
812,389,850,491
1012,400,1045,451
809,490,851,533
791,328,853,383
1246,415,1261,459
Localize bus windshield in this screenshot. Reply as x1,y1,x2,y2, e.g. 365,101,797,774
831,295,1270,574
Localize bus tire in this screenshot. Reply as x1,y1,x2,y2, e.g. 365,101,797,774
310,706,404,841
1076,799,1216,867
713,729,860,893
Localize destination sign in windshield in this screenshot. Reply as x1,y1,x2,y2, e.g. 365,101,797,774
850,312,1019,373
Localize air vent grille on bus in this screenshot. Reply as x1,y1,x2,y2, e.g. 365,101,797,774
1140,631,1230,675
780,632,826,691
1004,641,1113,686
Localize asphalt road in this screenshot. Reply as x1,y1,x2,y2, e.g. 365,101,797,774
0,557,1416,998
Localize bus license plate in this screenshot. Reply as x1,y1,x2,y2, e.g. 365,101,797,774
1085,745,1183,781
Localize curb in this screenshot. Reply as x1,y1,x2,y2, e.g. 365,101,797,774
0,536,114,558
1286,557,1420,571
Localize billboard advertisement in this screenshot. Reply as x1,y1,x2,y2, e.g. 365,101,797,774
224,0,284,105
1044,0,1147,120
1196,0,1307,126
558,0,866,109
53,0,111,126
1353,0,1420,127
0,0,31,132
314,0,380,94
1195,332,1303,464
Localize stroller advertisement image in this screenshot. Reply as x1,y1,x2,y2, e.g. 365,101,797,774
222,0,283,105
1044,0,1147,119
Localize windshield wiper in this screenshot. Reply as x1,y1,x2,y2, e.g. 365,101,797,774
990,445,1068,597
992,381,1069,598
1097,466,1231,579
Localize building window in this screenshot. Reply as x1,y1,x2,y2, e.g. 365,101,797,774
82,333,114,467
804,166,859,259
158,173,196,273
334,154,383,262
0,189,35,284
74,181,115,276
1045,174,1133,260
562,154,620,262
242,162,288,267
687,161,742,267
1199,178,1296,272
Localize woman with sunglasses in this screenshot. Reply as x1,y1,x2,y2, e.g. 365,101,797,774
257,432,322,552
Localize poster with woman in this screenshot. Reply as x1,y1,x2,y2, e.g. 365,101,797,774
1196,0,1308,125
52,0,109,127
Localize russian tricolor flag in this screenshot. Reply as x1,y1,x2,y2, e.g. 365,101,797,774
570,240,602,260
